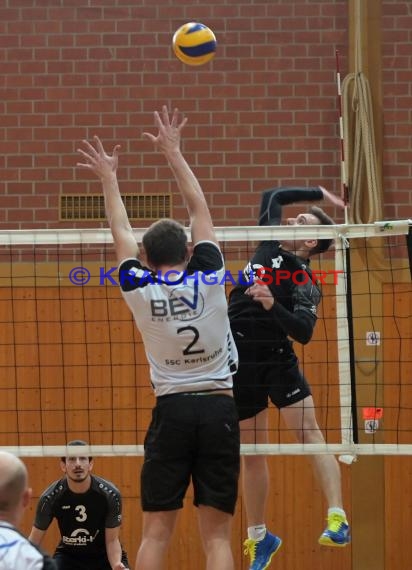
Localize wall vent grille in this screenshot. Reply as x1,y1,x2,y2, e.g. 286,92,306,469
60,194,171,221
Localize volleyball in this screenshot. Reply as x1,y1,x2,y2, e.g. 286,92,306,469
172,22,217,66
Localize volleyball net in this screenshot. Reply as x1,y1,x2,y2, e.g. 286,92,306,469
0,220,410,458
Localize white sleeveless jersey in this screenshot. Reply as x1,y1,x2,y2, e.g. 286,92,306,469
118,241,238,396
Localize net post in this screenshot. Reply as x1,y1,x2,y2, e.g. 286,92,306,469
335,234,358,464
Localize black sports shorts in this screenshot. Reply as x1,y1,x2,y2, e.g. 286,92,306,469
141,392,240,515
232,336,312,421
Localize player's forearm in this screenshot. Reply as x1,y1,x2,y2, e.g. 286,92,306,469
269,304,315,344
28,526,45,546
164,148,209,220
101,173,133,241
106,537,125,569
271,187,324,206
258,186,324,226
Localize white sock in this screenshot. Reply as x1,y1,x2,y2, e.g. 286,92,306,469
247,524,266,541
328,507,347,521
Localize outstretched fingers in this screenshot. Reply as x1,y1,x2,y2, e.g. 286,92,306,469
159,106,187,131
90,135,119,159
170,107,179,128
170,107,187,132
81,138,99,157
161,104,171,126
76,146,96,169
142,106,188,148
93,135,107,155
178,114,188,132
76,136,120,173
111,143,121,158
76,138,99,168
153,109,165,132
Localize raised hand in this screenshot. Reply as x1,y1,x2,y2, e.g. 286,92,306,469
77,136,121,181
143,105,188,156
319,186,346,209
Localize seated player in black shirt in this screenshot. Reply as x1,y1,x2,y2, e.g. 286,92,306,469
29,440,129,570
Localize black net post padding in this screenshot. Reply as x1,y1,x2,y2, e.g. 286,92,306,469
344,242,359,444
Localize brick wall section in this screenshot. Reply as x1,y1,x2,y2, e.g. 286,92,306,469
382,1,412,221
1,0,409,230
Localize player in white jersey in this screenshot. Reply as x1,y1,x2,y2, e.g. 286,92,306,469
0,451,57,570
77,106,240,570
119,245,237,396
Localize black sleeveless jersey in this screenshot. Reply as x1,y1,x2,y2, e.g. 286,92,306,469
33,475,127,563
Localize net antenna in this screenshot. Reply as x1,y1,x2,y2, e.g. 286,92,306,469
336,49,350,224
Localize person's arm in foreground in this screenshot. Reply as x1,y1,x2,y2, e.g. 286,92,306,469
143,105,217,245
77,136,138,264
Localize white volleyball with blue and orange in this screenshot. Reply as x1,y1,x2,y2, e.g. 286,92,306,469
172,22,217,66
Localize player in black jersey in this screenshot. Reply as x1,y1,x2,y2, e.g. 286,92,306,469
28,441,129,570
76,107,240,570
229,187,350,569
0,451,57,570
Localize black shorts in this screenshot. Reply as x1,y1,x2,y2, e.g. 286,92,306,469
54,550,129,570
233,338,312,421
141,393,240,515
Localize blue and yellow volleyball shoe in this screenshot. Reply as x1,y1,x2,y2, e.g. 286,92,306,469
243,531,282,570
318,513,351,547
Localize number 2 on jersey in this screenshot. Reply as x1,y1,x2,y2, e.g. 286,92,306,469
177,325,205,355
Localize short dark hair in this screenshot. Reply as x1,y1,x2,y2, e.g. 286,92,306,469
61,440,92,462
308,206,335,256
142,219,188,268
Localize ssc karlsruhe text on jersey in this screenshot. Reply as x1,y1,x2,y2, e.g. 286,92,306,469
118,241,238,396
